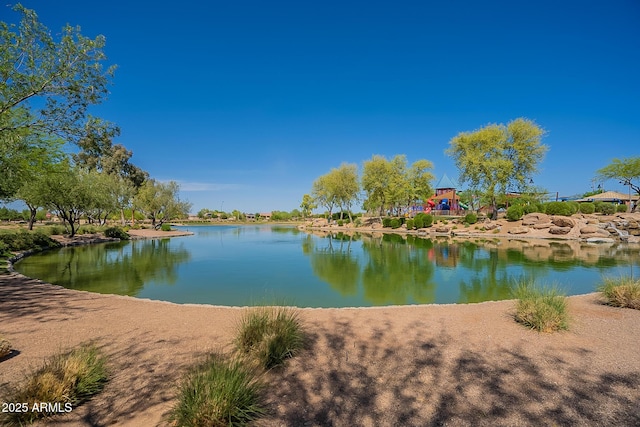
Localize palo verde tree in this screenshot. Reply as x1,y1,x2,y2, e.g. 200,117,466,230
312,163,360,222
1,4,116,203
299,193,316,218
596,156,640,212
361,154,434,216
446,118,547,219
134,179,191,229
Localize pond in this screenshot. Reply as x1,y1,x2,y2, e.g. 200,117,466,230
14,225,640,308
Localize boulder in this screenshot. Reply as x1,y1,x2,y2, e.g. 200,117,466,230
551,217,575,228
312,218,328,227
508,226,530,234
580,225,600,234
484,222,499,230
435,226,450,233
522,213,549,225
549,226,571,235
532,222,552,230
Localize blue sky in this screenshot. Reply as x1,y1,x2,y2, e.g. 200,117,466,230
6,1,640,214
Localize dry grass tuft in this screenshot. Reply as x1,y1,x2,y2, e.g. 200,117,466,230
598,276,640,310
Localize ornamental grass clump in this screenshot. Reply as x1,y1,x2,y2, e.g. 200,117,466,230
598,276,640,310
169,353,265,427
235,306,305,369
1,343,108,425
0,335,11,359
513,280,569,332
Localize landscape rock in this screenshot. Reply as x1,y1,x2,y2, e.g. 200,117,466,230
549,226,571,235
508,226,530,234
532,222,552,230
551,217,575,228
580,225,600,235
484,223,499,230
522,213,549,225
435,226,450,233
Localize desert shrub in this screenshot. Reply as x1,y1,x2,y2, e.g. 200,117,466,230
354,218,362,227
523,203,543,214
513,281,569,332
169,353,265,427
382,217,392,228
0,231,60,252
161,223,172,231
405,219,414,230
77,225,101,235
413,215,424,229
464,213,478,224
1,343,108,425
337,220,344,226
598,203,616,215
567,201,580,214
235,306,305,369
104,227,130,240
423,214,434,227
0,335,11,358
598,276,640,310
617,204,628,213
579,202,595,214
390,219,401,229
506,205,524,221
544,201,573,216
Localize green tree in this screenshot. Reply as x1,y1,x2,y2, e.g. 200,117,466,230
134,180,191,229
596,157,640,212
361,155,391,216
35,161,97,236
446,118,547,219
312,174,337,220
331,163,359,223
299,193,316,218
0,5,115,144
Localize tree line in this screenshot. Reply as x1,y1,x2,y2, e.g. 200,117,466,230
0,5,190,236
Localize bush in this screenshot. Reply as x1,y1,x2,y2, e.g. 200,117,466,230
382,217,392,228
161,223,172,231
390,219,401,229
617,204,629,213
1,343,108,425
598,276,640,310
513,280,569,332
579,202,595,214
413,215,424,229
544,201,573,216
423,214,434,227
506,205,524,221
0,231,61,252
77,225,101,235
464,212,478,225
235,306,305,369
598,203,616,215
169,353,265,427
405,219,414,230
104,227,130,240
523,203,543,214
337,219,344,226
567,201,580,214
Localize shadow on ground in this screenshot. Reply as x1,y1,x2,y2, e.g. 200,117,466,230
262,320,640,427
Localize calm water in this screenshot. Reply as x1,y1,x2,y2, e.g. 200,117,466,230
14,225,640,307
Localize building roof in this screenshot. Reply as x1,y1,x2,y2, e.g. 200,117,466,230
576,190,639,202
435,174,458,190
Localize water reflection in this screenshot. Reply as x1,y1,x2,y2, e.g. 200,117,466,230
13,225,640,307
17,239,191,296
301,230,640,306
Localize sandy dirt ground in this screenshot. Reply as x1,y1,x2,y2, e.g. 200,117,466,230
1,227,639,426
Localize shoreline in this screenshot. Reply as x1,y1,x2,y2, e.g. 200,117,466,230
1,227,639,425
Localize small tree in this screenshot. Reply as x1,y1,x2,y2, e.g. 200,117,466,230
134,180,191,229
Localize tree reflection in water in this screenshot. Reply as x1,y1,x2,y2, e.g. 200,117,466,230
17,239,191,296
